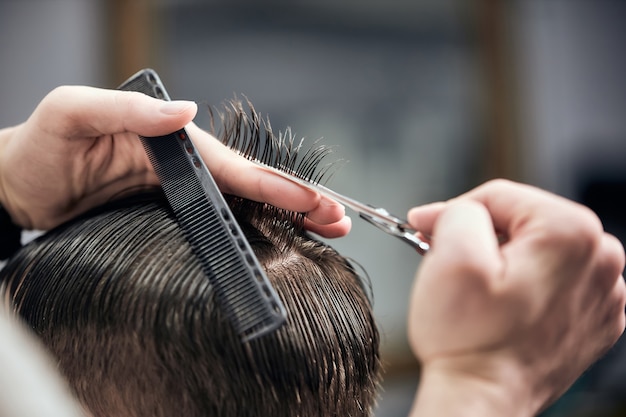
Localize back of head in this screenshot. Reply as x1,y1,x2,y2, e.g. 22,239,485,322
0,190,381,417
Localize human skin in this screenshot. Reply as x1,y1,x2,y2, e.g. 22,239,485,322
0,86,350,237
2,85,624,416
406,179,626,417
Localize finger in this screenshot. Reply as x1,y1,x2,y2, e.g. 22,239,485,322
412,180,596,246
304,215,352,238
593,233,626,292
186,123,346,225
305,196,346,226
593,276,626,359
608,276,626,339
37,86,197,138
406,180,546,235
430,200,501,270
456,179,588,238
407,201,447,235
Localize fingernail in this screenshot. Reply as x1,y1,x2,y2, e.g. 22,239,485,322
321,196,345,211
160,100,196,115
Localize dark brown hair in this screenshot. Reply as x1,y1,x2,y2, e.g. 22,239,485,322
0,100,381,417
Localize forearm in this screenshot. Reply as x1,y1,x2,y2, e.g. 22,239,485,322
410,368,533,417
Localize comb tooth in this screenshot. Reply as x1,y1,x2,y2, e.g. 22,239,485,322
118,69,287,341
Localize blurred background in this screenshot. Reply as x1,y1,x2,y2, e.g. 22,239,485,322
1,0,625,415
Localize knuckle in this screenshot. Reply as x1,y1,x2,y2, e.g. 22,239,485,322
488,178,514,187
538,204,604,258
114,90,142,110
606,234,626,271
39,85,74,110
569,207,603,252
480,178,517,193
47,84,74,98
608,288,626,343
452,254,498,288
595,235,626,289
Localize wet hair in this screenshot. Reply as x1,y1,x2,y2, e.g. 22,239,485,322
0,100,381,417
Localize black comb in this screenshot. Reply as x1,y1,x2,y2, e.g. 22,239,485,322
118,68,286,341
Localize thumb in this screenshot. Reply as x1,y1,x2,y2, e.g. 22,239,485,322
427,200,501,277
38,86,197,138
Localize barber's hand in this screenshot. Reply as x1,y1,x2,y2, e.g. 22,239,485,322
0,86,348,236
406,179,625,417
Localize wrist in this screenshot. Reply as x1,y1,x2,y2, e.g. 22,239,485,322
410,361,534,417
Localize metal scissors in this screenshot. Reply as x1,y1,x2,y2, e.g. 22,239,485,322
252,161,430,255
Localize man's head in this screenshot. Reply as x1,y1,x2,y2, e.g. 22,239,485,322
0,190,381,417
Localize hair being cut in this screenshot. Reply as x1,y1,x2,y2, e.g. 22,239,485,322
0,99,381,417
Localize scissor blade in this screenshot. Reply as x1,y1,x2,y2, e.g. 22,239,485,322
249,159,429,254
249,159,401,225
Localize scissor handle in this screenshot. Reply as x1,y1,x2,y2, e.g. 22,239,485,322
359,212,430,255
